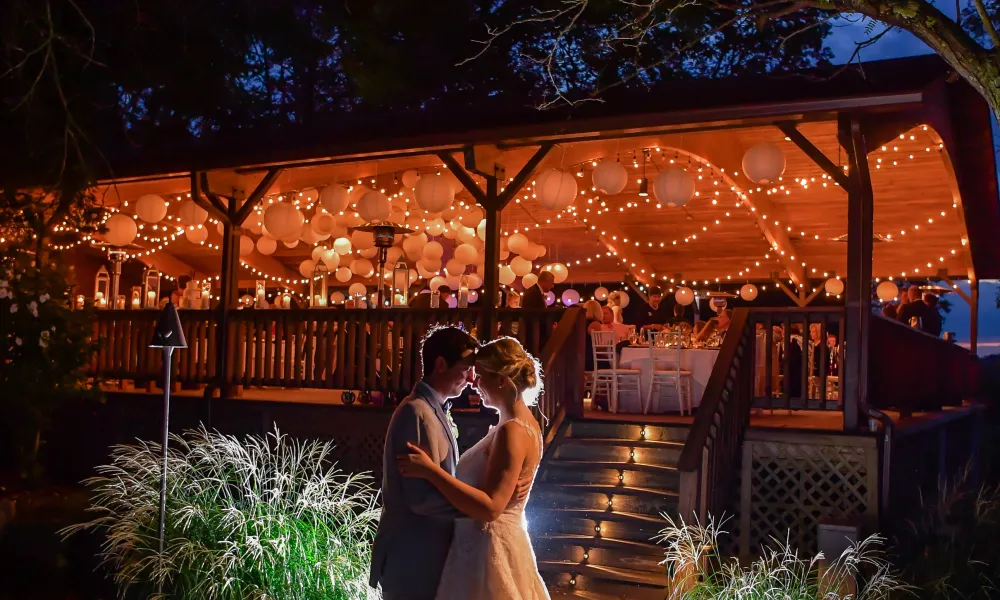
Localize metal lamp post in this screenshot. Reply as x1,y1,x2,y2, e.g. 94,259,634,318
352,222,414,309
148,302,188,592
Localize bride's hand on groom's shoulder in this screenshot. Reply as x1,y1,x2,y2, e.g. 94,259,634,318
397,442,437,479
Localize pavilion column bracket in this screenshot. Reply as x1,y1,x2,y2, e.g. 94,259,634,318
234,168,283,226
775,279,804,306
438,152,488,205
937,270,972,305
776,122,852,190
497,143,554,209
190,172,230,223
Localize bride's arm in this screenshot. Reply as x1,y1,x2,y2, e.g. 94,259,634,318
398,422,530,522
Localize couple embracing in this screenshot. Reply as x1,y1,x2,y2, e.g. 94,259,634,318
369,326,551,600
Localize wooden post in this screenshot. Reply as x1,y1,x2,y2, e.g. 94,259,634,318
970,277,979,355
840,115,873,432
481,177,501,340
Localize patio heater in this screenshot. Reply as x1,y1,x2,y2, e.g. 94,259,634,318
108,248,127,308
352,222,414,309
148,302,187,593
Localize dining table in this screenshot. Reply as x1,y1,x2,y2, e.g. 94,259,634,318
616,345,721,413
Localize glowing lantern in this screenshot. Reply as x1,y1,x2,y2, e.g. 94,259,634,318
454,243,479,265
675,286,694,306
256,236,277,256
350,258,375,278
178,199,208,225
510,256,533,277
535,169,577,211
104,213,138,247
299,260,316,279
592,160,628,195
135,194,167,223
594,286,609,301
508,233,530,255
319,185,350,213
414,175,454,212
239,235,254,256
423,241,444,260
401,170,420,189
825,277,845,296
184,225,208,244
358,190,391,222
561,289,581,306
333,237,352,255
740,283,758,302
522,273,538,289
263,202,304,240
653,168,695,208
543,263,569,284
335,267,352,283
311,212,338,238
742,142,786,184
499,265,516,286
876,280,899,302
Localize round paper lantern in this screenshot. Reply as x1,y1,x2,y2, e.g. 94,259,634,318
184,225,208,244
321,249,340,269
561,289,581,306
349,283,367,298
499,265,516,286
330,291,346,305
477,219,487,241
519,244,541,261
442,226,457,240
333,237,352,255
311,246,328,261
423,241,444,260
459,206,484,227
135,194,167,223
417,259,440,278
616,291,630,308
283,239,299,249
104,213,138,246
402,234,426,256
311,212,338,239
544,263,569,284
299,189,319,205
877,280,899,302
500,248,510,260
299,222,323,245
387,210,406,225
445,296,458,308
385,246,404,265
425,218,446,237
469,290,479,304
544,291,556,307
653,168,695,208
429,276,447,291
335,267,352,283
742,142,786,184
510,256,533,277
256,236,277,256
508,233,530,255
675,286,694,306
401,170,419,189
536,245,547,258
454,243,479,265
263,202,304,240
535,169,578,211
415,175,454,213
522,273,538,289
239,235,254,256
340,211,364,228
358,190,391,222
457,226,477,244
178,199,208,225
594,286,609,301
351,230,375,250
319,185,350,213
216,221,225,236
592,160,628,195
299,259,316,279
360,247,377,260
825,277,845,296
445,259,466,277
740,283,758,302
467,273,483,289
350,258,375,278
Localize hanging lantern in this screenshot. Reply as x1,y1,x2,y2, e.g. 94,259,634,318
499,265,516,286
299,259,316,279
415,175,455,212
256,236,277,256
742,142,786,184
357,190,392,222
135,194,167,223
740,283,758,302
177,199,208,225
519,244,541,261
401,170,420,189
142,267,162,309
311,212,338,239
535,169,578,211
333,237,352,255
675,286,694,306
263,202,304,240
130,286,142,309
508,233,530,255
561,289,581,306
239,235,254,257
544,291,556,306
653,168,695,208
94,266,110,308
351,230,376,250
350,258,375,278
425,218,447,237
335,267,352,283
319,185,350,214
454,243,479,265
592,160,628,195
104,213,138,247
310,262,331,307
510,256,533,277
423,241,444,260
330,291,346,305
876,280,899,302
825,277,845,296
522,273,538,289
393,260,410,306
185,225,208,244
594,286,609,301
543,263,569,284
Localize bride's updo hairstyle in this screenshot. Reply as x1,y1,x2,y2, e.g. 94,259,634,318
475,337,543,405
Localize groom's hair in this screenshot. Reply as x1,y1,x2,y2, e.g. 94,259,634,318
421,326,479,378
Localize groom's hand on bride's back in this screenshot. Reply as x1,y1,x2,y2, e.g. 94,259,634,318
511,476,532,505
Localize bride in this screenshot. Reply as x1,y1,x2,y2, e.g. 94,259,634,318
397,337,550,600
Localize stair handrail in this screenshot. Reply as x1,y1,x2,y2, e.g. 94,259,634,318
534,306,585,441
676,308,754,521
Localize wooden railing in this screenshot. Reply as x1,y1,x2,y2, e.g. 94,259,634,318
534,306,586,441
868,315,979,414
677,308,754,521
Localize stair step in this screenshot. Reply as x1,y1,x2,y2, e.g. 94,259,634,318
536,533,664,556
548,589,630,600
539,560,670,588
531,485,677,517
530,507,668,526
553,439,683,465
528,510,667,544
566,421,688,443
545,459,677,473
539,460,680,490
539,483,679,498
535,534,666,574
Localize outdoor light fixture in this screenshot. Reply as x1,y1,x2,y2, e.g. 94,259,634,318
94,266,110,309
352,221,414,310
149,302,188,593
638,178,649,197
310,262,330,307
143,267,161,309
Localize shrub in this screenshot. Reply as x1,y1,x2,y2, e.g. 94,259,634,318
62,426,381,600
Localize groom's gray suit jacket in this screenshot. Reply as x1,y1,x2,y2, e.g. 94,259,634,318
370,381,461,600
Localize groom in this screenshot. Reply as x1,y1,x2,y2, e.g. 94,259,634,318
369,326,529,600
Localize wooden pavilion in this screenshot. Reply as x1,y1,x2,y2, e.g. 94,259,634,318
18,55,998,598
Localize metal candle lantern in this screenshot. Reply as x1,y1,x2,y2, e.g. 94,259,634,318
200,280,212,309
130,286,142,309
392,260,410,306
310,263,330,307
94,266,110,309
143,267,162,309
351,222,414,310
255,280,266,308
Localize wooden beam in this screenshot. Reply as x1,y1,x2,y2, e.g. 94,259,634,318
480,178,501,339
777,122,851,189
190,172,230,222
775,279,802,306
234,168,282,226
970,277,979,355
798,286,823,307
938,271,972,305
497,144,553,209
437,152,487,204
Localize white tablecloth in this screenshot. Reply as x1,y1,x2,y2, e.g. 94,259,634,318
617,346,720,413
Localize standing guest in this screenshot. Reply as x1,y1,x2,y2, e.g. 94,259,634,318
607,291,624,324
670,303,691,326
635,286,672,331
881,304,897,319
895,285,926,327
506,291,521,308
716,309,733,336
521,271,554,309
922,293,943,337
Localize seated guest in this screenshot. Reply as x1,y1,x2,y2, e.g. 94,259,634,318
716,309,733,335
693,318,719,344
671,303,691,326
521,271,554,309
895,285,926,327
600,305,631,341
635,286,672,331
881,303,897,319
922,293,942,337
506,290,521,308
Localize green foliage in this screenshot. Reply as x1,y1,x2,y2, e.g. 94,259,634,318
62,426,382,600
654,514,908,600
0,248,101,482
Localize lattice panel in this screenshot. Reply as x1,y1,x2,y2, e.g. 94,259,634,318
740,436,878,558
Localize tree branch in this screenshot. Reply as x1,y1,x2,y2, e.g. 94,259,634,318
972,0,1000,49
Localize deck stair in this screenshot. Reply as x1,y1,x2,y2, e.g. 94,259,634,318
527,419,689,600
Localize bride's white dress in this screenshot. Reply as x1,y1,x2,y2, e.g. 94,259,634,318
434,418,551,600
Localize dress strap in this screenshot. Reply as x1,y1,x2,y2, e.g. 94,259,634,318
508,417,542,459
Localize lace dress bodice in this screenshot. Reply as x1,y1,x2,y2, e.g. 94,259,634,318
454,417,541,517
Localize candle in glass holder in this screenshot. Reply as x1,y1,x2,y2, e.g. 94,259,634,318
282,293,291,308
115,295,126,310
146,290,156,308
76,295,85,310
97,296,107,308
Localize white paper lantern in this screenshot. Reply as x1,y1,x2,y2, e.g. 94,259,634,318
500,248,510,260
319,185,350,214
499,265,516,286
458,205,484,226
178,199,208,225
299,259,316,279
522,273,538,289
454,243,479,265
283,239,300,249
358,190,391,222
401,170,420,189
311,246,327,261
299,222,323,245
825,277,845,296
320,249,340,269
616,291,630,308
104,213,138,246
340,211,364,228
510,256,533,277
415,175,454,212
742,142,786,184
423,241,444,260
335,267,352,283
561,289,581,306
675,286,694,306
740,283,758,302
429,276,447,291
477,219,487,241
135,194,167,223
349,283,367,298
535,169,578,211
333,237,352,255
330,291,346,305
594,286,609,301
417,259,440,278
445,259,466,277
536,245,547,258
445,296,458,308
544,262,569,284
299,189,319,205
457,226,477,244
387,210,406,225
592,160,628,195
544,291,555,307
402,234,426,257
256,236,277,256
239,235,254,256
425,218,446,237
184,225,207,244
311,213,338,239
877,280,898,302
350,258,375,278
468,290,479,304
508,233,530,255
263,202,304,240
467,273,483,289
349,230,374,250
653,168,696,208
519,244,541,261
445,274,462,290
